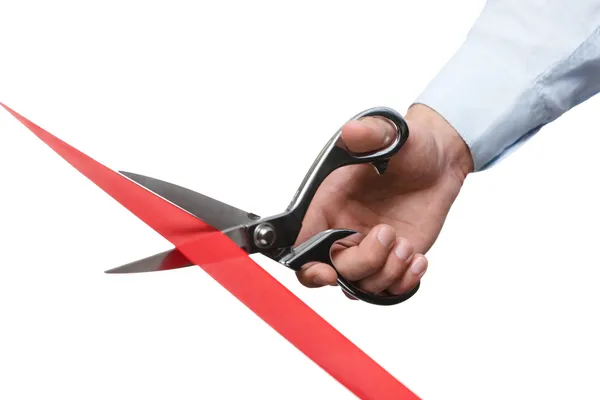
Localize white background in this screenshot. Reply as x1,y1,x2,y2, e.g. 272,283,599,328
1,1,599,399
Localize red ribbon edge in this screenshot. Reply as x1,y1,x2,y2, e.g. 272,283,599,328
2,102,420,400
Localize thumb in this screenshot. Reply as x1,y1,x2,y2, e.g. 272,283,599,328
341,116,397,153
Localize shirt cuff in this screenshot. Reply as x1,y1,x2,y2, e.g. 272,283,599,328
413,39,546,171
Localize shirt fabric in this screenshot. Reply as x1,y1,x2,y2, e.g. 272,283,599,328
414,0,600,171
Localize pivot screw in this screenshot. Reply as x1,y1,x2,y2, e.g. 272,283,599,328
254,223,276,248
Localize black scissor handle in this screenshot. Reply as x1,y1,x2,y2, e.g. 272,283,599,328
286,107,409,223
281,229,420,306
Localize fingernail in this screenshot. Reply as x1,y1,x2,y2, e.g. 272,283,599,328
394,239,413,261
410,257,427,277
382,131,392,146
380,125,394,146
375,118,394,146
377,226,395,248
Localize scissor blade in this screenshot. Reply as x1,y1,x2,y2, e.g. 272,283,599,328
105,248,192,274
119,171,259,230
105,225,252,274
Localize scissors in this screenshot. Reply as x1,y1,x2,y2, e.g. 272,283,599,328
105,107,420,305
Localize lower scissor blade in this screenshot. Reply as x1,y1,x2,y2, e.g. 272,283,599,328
105,248,192,274
105,225,252,274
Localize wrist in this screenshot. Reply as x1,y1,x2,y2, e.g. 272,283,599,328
406,103,474,181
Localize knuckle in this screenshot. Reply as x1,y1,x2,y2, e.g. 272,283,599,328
363,251,383,271
389,274,419,295
359,281,379,294
379,266,404,290
386,280,405,295
387,262,406,282
362,277,394,294
358,262,405,294
388,285,405,296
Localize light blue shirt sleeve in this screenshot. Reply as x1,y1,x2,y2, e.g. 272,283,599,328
414,0,600,171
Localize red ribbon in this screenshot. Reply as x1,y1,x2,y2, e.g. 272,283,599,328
2,103,420,400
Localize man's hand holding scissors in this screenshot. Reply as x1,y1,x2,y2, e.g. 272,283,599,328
296,104,473,297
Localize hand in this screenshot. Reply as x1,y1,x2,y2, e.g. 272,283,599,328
295,104,474,297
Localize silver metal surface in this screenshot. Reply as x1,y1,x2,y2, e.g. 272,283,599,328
120,171,260,230
104,226,251,274
253,223,276,248
105,248,190,274
285,107,408,222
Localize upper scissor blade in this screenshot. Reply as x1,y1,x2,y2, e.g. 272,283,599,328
119,171,259,230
